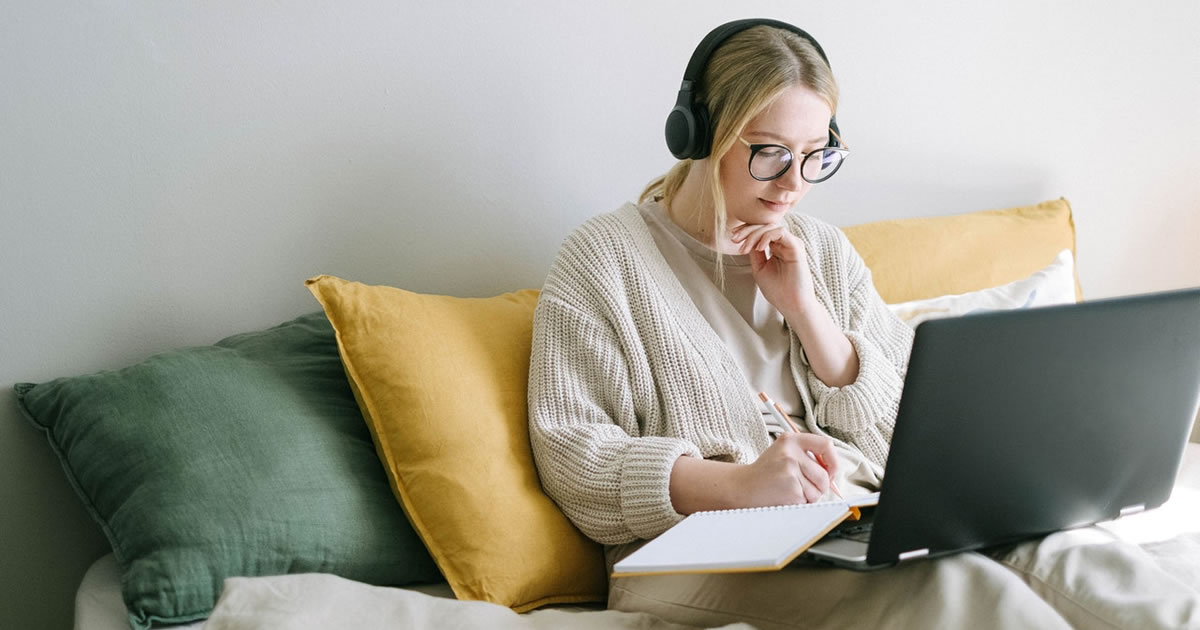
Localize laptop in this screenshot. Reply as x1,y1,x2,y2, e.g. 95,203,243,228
805,286,1200,570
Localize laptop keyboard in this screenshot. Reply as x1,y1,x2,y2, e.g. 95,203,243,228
830,512,875,542
833,522,873,542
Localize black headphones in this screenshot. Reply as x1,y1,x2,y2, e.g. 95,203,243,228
664,18,841,160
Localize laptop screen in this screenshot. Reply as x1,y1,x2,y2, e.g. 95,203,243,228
866,287,1200,566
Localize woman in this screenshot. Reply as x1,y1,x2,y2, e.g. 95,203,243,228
528,19,1197,629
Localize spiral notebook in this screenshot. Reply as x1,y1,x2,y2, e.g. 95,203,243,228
612,494,879,577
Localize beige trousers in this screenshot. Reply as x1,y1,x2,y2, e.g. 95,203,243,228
607,528,1200,630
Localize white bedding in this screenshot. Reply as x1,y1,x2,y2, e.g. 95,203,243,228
75,555,747,630
203,573,752,630
77,443,1200,630
74,554,205,630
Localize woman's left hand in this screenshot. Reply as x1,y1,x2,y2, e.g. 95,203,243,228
731,221,816,315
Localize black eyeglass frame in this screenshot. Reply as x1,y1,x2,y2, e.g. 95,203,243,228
737,136,851,184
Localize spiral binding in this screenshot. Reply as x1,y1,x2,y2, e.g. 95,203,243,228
695,501,842,516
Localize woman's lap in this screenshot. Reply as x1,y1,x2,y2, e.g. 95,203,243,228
607,528,1200,630
994,527,1200,629
609,550,1069,630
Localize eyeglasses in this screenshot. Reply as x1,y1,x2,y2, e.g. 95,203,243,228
737,132,850,183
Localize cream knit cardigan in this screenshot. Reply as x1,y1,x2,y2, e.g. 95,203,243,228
528,202,914,544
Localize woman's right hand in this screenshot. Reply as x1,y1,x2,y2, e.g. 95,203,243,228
732,432,839,507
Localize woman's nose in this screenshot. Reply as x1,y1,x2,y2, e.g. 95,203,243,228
774,163,805,192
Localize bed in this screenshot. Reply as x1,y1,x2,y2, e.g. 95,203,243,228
16,198,1198,629
76,442,1200,629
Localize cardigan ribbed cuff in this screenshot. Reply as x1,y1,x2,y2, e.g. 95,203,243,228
618,437,702,540
808,330,903,466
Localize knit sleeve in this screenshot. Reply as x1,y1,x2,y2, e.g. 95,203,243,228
801,222,914,467
527,249,700,545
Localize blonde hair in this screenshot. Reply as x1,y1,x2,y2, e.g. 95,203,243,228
640,25,839,248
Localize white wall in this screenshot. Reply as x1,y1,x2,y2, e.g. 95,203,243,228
2,2,1198,627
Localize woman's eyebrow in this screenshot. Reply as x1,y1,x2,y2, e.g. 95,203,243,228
743,130,829,146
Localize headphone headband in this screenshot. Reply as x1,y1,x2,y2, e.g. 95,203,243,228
665,18,840,160
680,18,831,87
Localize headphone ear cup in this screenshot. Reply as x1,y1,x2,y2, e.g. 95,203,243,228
664,101,712,160
665,104,697,160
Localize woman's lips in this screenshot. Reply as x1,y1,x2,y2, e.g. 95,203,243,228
760,198,792,212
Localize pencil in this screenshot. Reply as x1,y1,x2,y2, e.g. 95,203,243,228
757,391,843,500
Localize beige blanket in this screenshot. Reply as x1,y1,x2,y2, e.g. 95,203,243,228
201,573,753,630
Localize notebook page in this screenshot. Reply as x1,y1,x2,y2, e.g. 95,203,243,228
848,492,880,508
613,501,852,576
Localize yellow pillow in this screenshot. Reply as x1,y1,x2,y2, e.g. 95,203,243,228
306,275,607,611
842,198,1081,304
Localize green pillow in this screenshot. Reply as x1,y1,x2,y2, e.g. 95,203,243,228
15,312,441,629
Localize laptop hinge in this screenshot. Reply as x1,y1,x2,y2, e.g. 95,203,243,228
1119,504,1146,517
898,548,930,561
